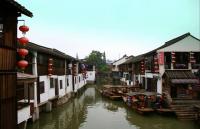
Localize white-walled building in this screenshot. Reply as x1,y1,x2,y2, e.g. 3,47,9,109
130,33,200,99
86,65,96,83
17,42,89,122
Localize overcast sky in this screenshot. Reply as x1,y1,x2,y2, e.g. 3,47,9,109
18,0,200,60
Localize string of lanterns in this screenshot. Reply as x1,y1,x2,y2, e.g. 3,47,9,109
190,52,196,64
48,58,53,76
140,60,145,75
17,24,29,71
171,52,176,64
154,55,159,73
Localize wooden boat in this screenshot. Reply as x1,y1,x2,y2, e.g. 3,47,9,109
156,108,174,114
123,91,158,115
101,84,141,101
137,108,154,115
153,92,174,115
101,88,122,100
109,95,122,100
100,85,129,101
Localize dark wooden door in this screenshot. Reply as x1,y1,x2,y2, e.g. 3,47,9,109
55,78,59,95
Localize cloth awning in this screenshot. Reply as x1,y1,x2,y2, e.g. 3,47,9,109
163,70,199,84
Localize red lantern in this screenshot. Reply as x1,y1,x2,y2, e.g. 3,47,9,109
19,25,29,33
48,68,53,72
154,55,159,72
18,37,29,46
18,49,29,58
140,60,145,74
190,52,196,64
48,58,53,76
18,60,28,70
171,52,176,64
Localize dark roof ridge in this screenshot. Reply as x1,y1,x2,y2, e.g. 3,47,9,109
131,32,193,63
27,42,75,60
3,0,33,17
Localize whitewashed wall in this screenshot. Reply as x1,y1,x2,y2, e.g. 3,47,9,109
112,56,128,71
157,36,200,52
39,76,49,103
58,75,65,98
86,71,95,82
156,35,200,94
78,74,85,89
17,106,30,124
48,75,56,100
74,76,78,92
66,75,73,93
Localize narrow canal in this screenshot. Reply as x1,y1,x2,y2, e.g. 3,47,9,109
27,85,199,129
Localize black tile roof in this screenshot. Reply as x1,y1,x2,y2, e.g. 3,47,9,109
164,70,197,79
132,32,194,63
26,42,76,60
3,0,33,17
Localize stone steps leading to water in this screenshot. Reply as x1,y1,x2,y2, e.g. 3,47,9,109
171,99,200,120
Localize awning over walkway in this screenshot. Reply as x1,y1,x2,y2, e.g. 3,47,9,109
17,72,37,84
163,70,199,84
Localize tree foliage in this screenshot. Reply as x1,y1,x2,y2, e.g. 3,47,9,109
85,50,109,73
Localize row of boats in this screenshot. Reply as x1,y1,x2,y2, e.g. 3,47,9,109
99,85,174,115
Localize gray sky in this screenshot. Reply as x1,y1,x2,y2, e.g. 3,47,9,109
18,0,200,60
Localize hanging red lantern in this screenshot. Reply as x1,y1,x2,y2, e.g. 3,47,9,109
48,68,53,72
18,48,29,58
171,52,176,64
19,25,29,33
18,60,28,70
48,58,53,76
190,52,196,63
154,55,159,73
18,37,29,46
140,60,145,74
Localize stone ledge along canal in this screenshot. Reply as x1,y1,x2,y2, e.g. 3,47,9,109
27,85,199,129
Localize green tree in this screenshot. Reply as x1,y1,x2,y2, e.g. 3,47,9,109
85,50,109,73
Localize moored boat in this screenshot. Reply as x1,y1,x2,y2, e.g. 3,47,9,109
123,91,159,115
154,93,174,115
100,85,134,101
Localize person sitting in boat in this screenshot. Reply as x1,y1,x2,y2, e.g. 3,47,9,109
127,96,132,106
132,95,138,103
160,93,170,108
138,95,145,108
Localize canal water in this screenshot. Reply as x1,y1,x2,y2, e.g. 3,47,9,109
27,85,199,129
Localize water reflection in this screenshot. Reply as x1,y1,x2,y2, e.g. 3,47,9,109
27,86,199,129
